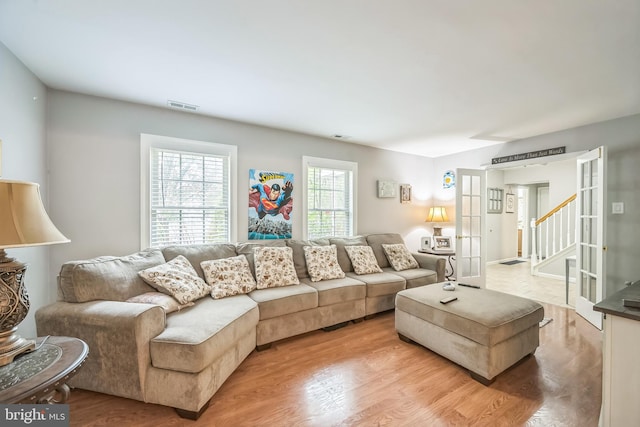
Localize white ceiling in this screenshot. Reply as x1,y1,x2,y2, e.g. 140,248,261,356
1,1,639,158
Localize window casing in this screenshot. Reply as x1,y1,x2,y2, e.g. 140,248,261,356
303,156,357,239
141,134,237,248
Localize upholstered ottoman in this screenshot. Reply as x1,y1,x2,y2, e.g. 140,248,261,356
395,284,544,384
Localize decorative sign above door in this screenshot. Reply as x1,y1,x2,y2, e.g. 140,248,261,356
491,146,566,165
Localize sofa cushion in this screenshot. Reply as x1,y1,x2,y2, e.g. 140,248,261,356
346,271,406,297
126,292,194,314
383,267,438,288
286,239,330,279
303,244,345,282
57,249,165,303
161,243,238,279
150,295,259,373
382,243,419,271
344,245,383,275
201,255,257,299
254,246,300,289
329,236,368,273
365,233,406,268
138,255,211,304
301,276,366,306
248,284,318,320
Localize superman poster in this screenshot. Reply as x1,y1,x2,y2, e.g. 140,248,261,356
248,169,293,239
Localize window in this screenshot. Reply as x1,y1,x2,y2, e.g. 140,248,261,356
303,156,357,239
141,134,237,248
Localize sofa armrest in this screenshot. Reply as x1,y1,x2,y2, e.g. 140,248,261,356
412,253,446,282
35,300,165,401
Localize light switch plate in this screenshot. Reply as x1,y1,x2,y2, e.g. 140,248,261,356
612,202,624,214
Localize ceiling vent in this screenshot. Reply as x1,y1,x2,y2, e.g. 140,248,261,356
167,100,199,112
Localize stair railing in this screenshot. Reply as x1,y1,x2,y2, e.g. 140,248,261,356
530,194,576,273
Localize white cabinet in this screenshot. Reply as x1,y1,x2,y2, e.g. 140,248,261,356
600,314,640,426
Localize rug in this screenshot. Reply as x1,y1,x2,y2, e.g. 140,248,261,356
500,260,526,265
539,317,553,328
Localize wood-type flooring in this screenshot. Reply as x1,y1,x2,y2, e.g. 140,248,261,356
67,301,602,426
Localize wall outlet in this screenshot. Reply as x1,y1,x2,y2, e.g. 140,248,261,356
612,202,624,214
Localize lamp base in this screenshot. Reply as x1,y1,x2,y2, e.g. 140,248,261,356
0,248,35,366
0,328,36,366
433,226,443,236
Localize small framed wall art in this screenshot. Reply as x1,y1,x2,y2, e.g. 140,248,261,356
505,193,516,213
377,180,397,198
400,184,412,203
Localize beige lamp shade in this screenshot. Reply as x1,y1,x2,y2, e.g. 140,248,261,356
426,206,449,236
0,179,69,248
426,206,449,223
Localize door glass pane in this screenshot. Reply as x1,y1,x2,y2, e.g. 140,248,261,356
472,217,481,237
472,196,480,215
462,195,470,216
472,175,480,195
462,175,471,194
462,217,471,235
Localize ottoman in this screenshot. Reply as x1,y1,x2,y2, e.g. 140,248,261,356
395,284,544,384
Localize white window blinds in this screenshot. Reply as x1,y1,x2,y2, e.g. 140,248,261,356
304,157,357,239
141,134,236,248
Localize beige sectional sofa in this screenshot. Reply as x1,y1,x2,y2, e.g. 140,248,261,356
35,233,444,419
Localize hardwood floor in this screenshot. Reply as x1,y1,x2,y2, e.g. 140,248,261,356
486,260,575,308
67,302,602,426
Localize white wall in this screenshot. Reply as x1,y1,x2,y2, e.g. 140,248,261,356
0,42,49,338
437,114,640,296
45,90,436,279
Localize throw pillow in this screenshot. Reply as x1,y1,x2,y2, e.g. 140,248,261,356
138,255,210,304
303,244,346,282
381,243,419,271
344,245,383,275
254,246,300,289
201,255,257,299
126,292,194,314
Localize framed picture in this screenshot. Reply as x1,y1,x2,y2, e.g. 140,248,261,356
400,184,411,203
505,193,516,213
433,236,453,251
377,180,397,198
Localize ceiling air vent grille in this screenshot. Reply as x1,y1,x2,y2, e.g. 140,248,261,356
167,100,199,112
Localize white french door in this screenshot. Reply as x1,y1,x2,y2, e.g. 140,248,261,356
575,146,606,329
455,169,486,288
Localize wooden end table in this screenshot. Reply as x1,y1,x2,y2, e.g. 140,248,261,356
0,336,88,404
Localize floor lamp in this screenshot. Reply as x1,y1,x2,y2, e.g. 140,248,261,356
0,180,69,366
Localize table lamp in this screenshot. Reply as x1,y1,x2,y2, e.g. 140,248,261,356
426,206,449,236
0,180,69,366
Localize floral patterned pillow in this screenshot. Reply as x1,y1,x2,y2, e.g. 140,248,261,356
138,255,211,304
344,245,383,275
381,243,419,271
254,246,300,289
200,255,257,299
126,292,194,314
303,244,345,282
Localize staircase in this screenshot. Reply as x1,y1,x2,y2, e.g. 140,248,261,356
530,194,577,275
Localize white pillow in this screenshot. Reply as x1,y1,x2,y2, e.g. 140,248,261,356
254,246,300,289
344,245,383,275
381,243,419,271
138,255,210,304
201,255,257,299
303,244,345,282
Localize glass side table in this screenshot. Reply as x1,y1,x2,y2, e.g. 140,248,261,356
0,336,88,404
